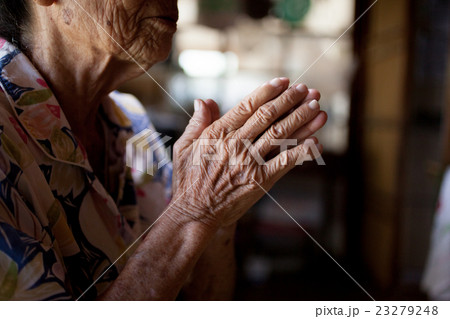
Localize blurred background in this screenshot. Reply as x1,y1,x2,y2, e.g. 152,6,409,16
119,0,450,300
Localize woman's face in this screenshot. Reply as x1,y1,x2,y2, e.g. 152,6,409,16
59,0,179,66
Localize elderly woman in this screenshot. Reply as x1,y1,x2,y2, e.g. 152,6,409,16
0,0,327,300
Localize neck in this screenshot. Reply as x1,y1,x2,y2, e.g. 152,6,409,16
26,10,143,140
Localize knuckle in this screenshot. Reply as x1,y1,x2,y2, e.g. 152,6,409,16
276,150,290,166
298,143,308,154
298,143,313,157
247,95,257,109
209,122,227,137
237,96,257,115
280,89,297,106
292,108,307,123
266,125,285,139
257,104,277,123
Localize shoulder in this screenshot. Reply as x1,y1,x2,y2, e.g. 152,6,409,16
108,91,155,135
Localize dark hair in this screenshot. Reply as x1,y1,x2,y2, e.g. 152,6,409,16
0,0,29,49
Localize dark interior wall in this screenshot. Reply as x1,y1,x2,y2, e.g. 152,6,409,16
351,0,450,296
351,0,411,289
400,0,450,288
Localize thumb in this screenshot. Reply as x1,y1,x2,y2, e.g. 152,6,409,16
204,99,221,122
179,99,212,144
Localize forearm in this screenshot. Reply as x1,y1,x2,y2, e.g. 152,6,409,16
180,223,237,300
98,207,217,300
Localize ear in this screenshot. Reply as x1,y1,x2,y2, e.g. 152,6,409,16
33,0,56,6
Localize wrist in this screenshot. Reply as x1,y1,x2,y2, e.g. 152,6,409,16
167,198,221,235
215,223,237,237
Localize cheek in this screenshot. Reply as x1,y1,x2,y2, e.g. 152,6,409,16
104,6,176,64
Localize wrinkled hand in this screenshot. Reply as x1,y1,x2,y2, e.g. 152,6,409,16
171,78,327,228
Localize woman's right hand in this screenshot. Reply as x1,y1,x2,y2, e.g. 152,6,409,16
170,78,327,229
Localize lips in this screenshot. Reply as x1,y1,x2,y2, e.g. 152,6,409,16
157,12,179,23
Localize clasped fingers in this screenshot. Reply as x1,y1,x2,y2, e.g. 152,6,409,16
252,99,322,157
235,83,310,140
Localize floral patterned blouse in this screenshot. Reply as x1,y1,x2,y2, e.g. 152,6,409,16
0,39,172,300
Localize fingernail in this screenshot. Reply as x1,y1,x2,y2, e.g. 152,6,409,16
194,100,201,112
296,84,307,93
269,78,282,87
308,99,320,110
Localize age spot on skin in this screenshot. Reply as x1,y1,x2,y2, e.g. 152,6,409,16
62,9,74,26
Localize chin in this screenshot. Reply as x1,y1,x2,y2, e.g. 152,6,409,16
134,49,170,71
143,37,174,67
135,22,177,67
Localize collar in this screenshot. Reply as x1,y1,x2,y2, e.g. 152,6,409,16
0,39,131,171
